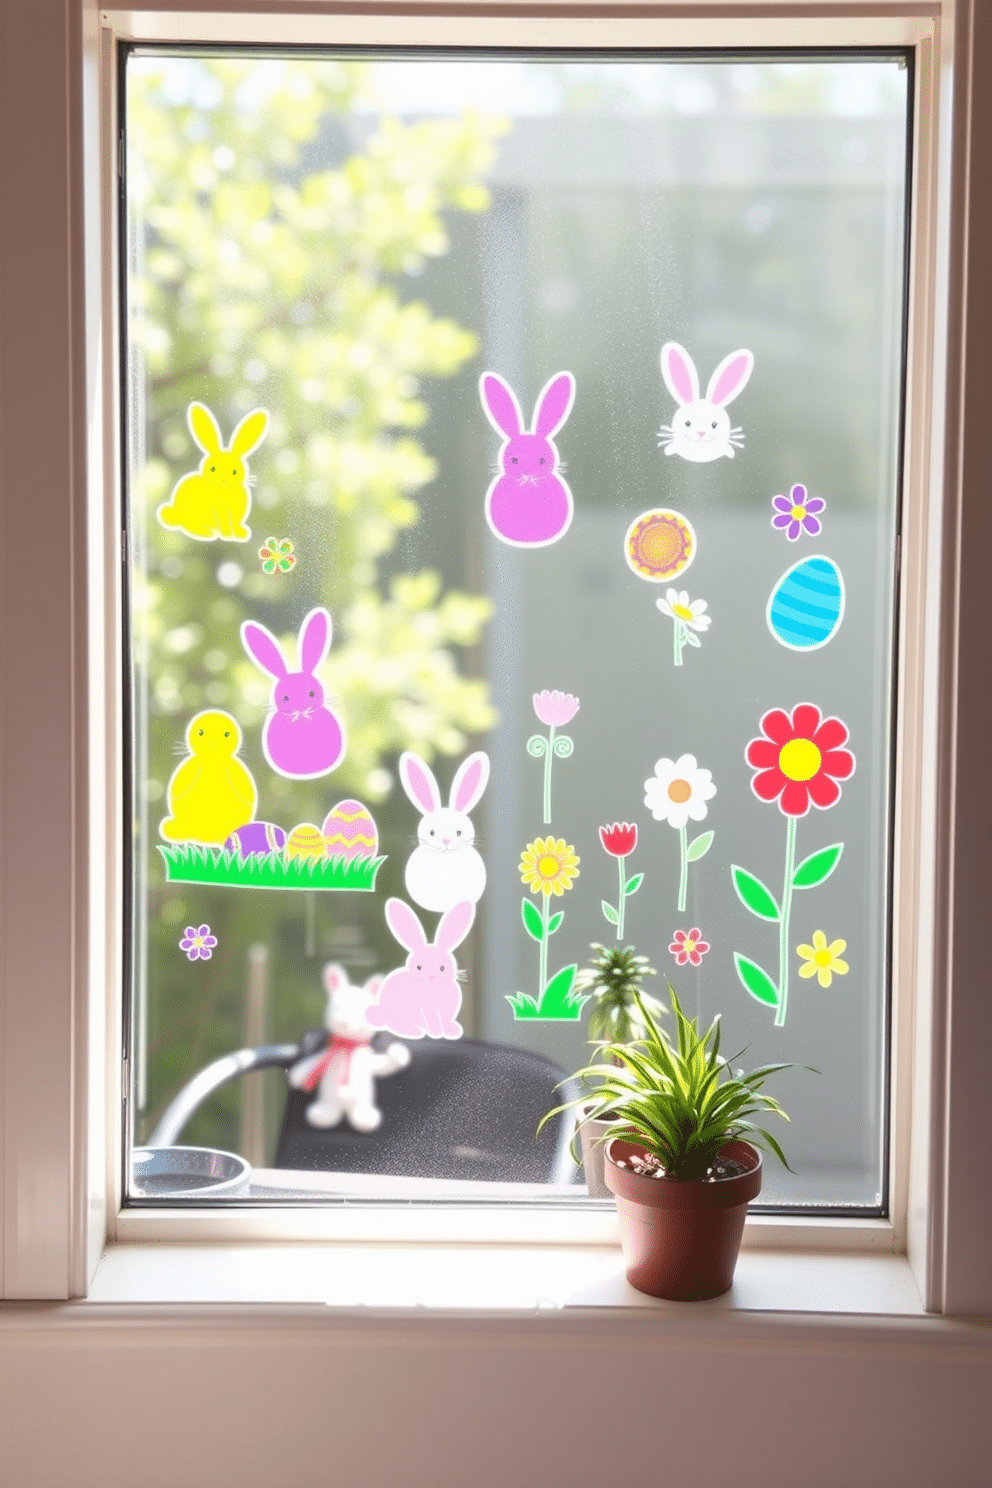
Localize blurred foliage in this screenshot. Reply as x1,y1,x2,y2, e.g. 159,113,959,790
128,58,503,1149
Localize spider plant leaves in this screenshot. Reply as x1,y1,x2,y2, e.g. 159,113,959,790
732,866,781,921
538,984,802,1177
792,843,843,890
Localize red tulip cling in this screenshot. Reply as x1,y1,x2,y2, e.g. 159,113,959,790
733,703,855,1027
598,822,643,939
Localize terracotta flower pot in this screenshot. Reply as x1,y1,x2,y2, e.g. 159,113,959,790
604,1136,762,1300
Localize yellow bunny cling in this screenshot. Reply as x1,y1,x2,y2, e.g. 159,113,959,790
159,710,258,846
156,401,269,542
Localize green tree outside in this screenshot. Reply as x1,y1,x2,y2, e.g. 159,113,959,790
127,57,502,1149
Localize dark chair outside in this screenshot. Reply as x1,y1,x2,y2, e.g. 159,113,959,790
147,1034,581,1186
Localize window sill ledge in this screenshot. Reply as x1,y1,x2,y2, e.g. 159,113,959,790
80,1237,934,1319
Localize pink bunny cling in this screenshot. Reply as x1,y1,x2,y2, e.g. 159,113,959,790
288,964,410,1131
658,342,754,462
366,898,475,1040
400,749,489,914
240,606,346,779
480,370,576,547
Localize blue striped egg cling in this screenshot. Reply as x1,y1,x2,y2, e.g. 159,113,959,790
766,556,845,651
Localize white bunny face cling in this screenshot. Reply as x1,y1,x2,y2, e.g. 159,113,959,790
240,606,346,779
400,749,490,914
479,370,576,547
658,342,754,462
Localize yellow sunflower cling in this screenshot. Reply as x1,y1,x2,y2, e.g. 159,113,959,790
519,837,580,897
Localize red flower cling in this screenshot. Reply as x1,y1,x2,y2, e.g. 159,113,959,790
745,703,855,817
599,821,638,857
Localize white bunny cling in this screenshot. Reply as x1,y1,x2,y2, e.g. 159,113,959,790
288,964,410,1131
399,749,490,913
658,342,754,462
240,606,346,779
366,898,475,1041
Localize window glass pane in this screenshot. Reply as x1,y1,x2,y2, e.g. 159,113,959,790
124,49,909,1208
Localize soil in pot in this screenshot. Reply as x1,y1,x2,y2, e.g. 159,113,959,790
604,1136,762,1300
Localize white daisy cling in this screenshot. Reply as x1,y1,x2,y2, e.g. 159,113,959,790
655,589,711,666
644,753,716,912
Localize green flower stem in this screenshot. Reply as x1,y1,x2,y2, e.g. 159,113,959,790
678,823,688,913
539,891,550,995
616,855,626,940
543,727,555,823
673,619,683,667
777,814,798,1028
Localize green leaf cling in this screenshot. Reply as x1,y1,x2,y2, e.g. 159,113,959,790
624,872,644,895
601,901,619,925
734,953,780,1008
547,911,564,935
686,830,714,863
792,843,844,890
521,896,544,941
732,865,781,921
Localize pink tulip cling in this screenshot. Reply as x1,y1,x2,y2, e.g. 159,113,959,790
527,689,579,824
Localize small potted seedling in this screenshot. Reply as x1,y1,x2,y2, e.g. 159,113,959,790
543,984,803,1299
571,943,661,1197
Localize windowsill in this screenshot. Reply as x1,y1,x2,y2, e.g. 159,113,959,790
83,1235,934,1319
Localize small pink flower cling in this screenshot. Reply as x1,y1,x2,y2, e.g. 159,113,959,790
669,928,710,967
733,703,855,1026
240,606,346,780
479,370,576,547
366,898,475,1041
599,822,643,940
528,689,578,824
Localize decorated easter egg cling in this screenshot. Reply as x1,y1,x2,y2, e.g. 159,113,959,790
286,823,328,861
322,800,378,861
766,556,844,651
224,822,287,857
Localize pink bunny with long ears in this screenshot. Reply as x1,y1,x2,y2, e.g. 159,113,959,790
240,606,346,779
366,898,476,1040
480,370,576,547
658,342,754,462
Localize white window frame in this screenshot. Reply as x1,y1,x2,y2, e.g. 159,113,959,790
2,0,989,1320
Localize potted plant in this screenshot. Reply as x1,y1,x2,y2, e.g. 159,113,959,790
544,984,801,1299
571,943,661,1196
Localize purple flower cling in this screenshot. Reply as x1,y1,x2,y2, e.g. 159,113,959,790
771,483,826,541
180,924,217,961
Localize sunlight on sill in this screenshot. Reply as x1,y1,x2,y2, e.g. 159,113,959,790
86,1241,926,1316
